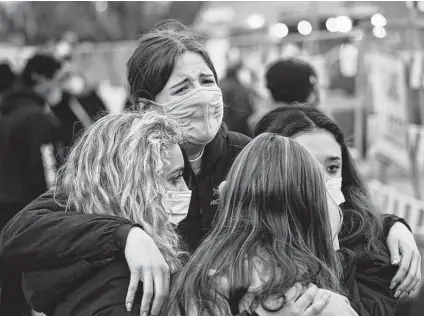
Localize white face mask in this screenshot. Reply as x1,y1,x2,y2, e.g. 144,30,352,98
326,178,345,206
149,87,224,146
325,178,345,240
166,190,192,225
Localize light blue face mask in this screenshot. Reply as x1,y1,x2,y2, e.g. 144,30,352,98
148,87,224,146
166,190,192,225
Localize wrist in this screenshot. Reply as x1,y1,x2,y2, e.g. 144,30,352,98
115,224,143,251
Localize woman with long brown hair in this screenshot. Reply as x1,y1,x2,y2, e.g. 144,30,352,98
167,133,357,316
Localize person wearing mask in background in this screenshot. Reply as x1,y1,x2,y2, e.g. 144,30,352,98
0,21,419,316
168,134,358,316
50,71,108,151
265,58,320,108
0,54,63,316
220,60,255,137
255,106,421,315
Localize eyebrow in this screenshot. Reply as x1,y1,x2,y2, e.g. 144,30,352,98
170,78,189,90
169,167,184,177
325,156,341,163
170,71,214,90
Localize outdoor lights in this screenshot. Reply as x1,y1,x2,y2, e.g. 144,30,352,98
326,18,338,32
336,16,352,33
95,1,108,13
270,23,289,38
298,20,312,36
373,26,387,38
371,13,387,27
247,14,265,29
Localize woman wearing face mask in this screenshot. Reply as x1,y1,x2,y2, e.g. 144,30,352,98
0,23,418,316
167,134,357,316
20,111,192,315
255,105,421,315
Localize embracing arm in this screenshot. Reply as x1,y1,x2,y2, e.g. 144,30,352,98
0,190,133,272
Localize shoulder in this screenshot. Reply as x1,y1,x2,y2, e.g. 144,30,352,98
226,131,251,161
227,131,251,149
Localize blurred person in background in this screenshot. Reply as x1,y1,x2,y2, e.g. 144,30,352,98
51,71,108,150
0,62,16,105
0,54,63,316
221,59,255,137
265,58,320,108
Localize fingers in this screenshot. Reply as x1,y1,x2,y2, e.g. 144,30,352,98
400,252,421,296
294,284,319,311
393,250,413,298
304,292,331,316
150,266,170,316
284,283,302,302
140,272,153,316
126,270,141,312
388,239,401,266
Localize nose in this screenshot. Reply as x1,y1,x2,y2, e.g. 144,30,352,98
176,180,189,192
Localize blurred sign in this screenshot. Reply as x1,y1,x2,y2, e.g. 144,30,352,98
369,49,410,169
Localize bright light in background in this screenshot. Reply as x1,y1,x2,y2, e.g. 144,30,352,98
417,1,424,12
371,13,387,27
95,1,108,13
298,20,312,36
270,23,289,38
247,14,265,29
336,16,352,33
326,18,338,32
202,6,235,23
373,26,387,38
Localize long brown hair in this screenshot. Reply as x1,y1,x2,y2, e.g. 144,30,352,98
166,133,342,315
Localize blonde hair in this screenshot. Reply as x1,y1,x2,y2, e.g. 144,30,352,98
55,111,186,271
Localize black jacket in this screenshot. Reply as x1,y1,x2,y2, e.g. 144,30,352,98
0,86,62,211
339,243,398,316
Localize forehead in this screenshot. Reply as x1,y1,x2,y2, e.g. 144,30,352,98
169,51,212,80
292,130,341,161
167,144,184,169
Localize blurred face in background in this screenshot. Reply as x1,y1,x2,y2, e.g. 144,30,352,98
33,68,65,105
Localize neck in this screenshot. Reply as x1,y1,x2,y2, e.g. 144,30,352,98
183,143,205,161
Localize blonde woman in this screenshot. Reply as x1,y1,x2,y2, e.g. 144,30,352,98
19,111,190,316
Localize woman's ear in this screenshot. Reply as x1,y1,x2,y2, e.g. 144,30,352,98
218,181,227,196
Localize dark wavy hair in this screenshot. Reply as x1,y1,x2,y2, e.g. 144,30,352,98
255,105,387,255
166,133,342,316
126,20,218,107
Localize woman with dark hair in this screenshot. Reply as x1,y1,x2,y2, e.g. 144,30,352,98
254,105,421,315
167,133,357,316
0,23,327,316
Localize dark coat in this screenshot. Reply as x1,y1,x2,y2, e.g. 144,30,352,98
0,86,62,218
